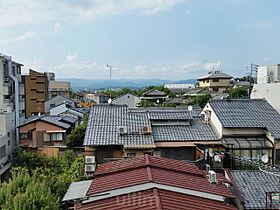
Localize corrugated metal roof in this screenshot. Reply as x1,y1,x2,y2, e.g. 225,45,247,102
62,180,92,202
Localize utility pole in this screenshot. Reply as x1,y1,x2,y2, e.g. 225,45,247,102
106,64,114,82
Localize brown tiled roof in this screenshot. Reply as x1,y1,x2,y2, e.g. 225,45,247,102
87,155,233,198
80,188,236,210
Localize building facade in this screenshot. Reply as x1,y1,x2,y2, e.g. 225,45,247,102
257,64,280,84
197,71,233,93
25,69,49,118
49,81,72,98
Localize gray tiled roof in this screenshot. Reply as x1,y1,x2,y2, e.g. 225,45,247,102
84,105,219,146
197,71,232,80
230,170,279,209
142,89,166,96
209,99,280,139
152,117,219,141
20,115,75,129
69,106,90,114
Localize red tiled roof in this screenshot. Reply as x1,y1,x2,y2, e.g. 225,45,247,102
80,188,236,210
95,155,203,176
88,155,234,198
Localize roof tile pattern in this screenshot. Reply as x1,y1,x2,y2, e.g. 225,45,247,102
84,105,219,146
230,170,279,209
209,99,280,139
80,188,236,210
198,71,233,80
142,89,166,96
88,155,233,198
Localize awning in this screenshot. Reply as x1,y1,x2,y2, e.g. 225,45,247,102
46,130,66,133
222,136,273,149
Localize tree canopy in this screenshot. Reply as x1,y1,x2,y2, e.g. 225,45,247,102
229,87,248,98
1,148,85,209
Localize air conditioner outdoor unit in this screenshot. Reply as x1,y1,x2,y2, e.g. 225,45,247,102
142,126,151,135
85,165,95,172
118,126,128,135
205,164,210,172
85,156,95,164
208,170,217,183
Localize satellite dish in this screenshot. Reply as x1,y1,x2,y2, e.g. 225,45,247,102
188,106,193,112
261,154,269,163
108,98,112,104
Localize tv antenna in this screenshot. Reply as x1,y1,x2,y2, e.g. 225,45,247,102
106,64,114,81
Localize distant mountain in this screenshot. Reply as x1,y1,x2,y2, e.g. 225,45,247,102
56,78,197,91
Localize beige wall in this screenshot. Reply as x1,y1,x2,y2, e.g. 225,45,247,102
198,79,230,88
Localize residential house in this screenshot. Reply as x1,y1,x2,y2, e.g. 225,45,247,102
18,115,77,156
63,155,236,209
85,93,109,104
45,95,76,114
140,89,167,104
164,83,195,94
49,81,72,98
202,99,280,164
183,88,215,103
111,92,140,108
251,83,280,114
84,105,220,163
24,69,49,118
50,103,90,125
226,170,279,209
197,71,233,93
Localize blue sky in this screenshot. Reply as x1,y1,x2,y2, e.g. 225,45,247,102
0,0,280,80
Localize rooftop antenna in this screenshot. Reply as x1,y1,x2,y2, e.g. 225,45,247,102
106,64,114,100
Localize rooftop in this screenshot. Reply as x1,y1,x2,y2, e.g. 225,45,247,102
229,170,279,209
84,105,219,147
197,71,233,80
142,89,166,97
209,99,280,139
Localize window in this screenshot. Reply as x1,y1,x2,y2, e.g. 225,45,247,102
213,78,219,82
0,145,6,159
50,104,55,108
44,133,50,142
20,133,28,139
212,87,219,92
127,153,136,157
50,133,63,141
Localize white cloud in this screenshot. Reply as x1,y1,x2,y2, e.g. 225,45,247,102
0,0,186,27
66,53,78,62
203,61,221,71
0,31,36,44
54,22,61,33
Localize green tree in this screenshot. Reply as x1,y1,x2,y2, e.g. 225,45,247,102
229,87,248,98
0,167,60,210
194,93,212,108
65,114,89,148
139,100,155,107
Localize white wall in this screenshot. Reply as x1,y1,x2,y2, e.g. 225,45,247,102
202,103,223,137
251,83,280,114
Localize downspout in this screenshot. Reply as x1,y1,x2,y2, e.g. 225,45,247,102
7,56,19,145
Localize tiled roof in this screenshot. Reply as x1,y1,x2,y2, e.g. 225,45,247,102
69,106,90,114
152,117,219,141
142,89,166,96
209,99,280,139
87,155,234,198
19,115,75,129
80,188,236,210
198,71,233,80
84,105,219,147
229,170,279,209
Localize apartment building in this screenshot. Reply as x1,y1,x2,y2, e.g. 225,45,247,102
25,69,49,118
0,53,25,181
49,81,72,98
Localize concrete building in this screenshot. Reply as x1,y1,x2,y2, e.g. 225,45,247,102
251,83,280,114
49,81,72,98
197,71,232,93
111,93,140,108
25,69,49,118
0,53,25,181
257,64,280,84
